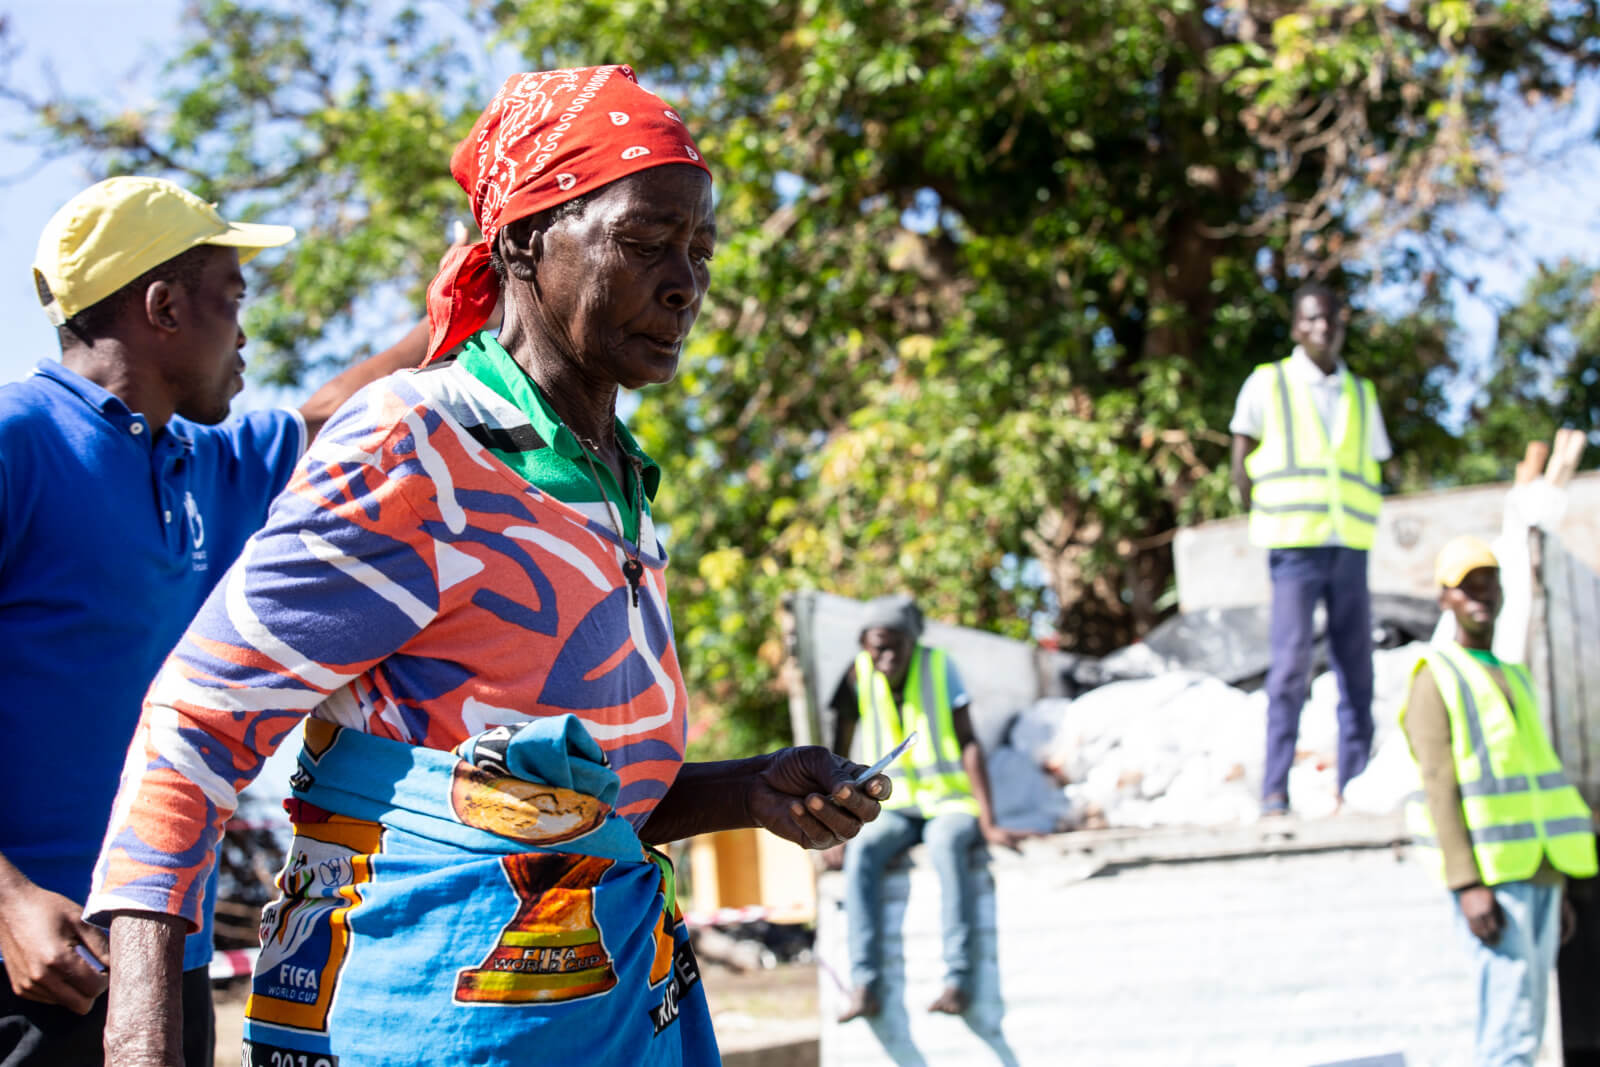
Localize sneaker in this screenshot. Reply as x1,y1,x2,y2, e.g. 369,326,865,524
1260,793,1290,817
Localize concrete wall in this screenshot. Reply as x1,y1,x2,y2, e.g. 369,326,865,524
817,820,1560,1066
1173,472,1600,612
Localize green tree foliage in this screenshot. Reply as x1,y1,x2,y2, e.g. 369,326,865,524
7,1,1597,755
3,2,501,381
1460,262,1600,483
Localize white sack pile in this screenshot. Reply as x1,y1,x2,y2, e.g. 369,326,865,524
991,643,1427,831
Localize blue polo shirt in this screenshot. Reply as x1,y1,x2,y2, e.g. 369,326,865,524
0,360,305,970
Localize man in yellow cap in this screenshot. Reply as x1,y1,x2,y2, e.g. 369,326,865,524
0,176,429,1065
1399,535,1596,1065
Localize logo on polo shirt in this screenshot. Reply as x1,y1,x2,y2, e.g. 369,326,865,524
183,491,205,548
184,491,208,571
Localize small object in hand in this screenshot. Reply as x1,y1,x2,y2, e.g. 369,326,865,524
74,942,107,974
855,731,918,786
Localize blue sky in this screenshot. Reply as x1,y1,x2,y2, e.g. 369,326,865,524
1,0,183,386
3,5,1598,411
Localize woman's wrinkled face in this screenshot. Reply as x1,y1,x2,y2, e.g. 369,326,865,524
530,164,715,390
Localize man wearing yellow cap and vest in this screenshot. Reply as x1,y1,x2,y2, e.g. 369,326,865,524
1399,535,1594,1066
0,177,428,1065
1230,283,1392,816
825,594,1027,1023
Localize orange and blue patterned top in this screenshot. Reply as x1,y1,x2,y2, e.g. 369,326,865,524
87,350,688,932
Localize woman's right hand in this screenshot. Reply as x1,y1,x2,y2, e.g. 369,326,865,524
748,746,890,850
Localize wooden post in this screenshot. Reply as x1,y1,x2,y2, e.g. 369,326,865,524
1527,530,1557,746
779,592,821,748
1516,440,1551,486
1546,428,1586,488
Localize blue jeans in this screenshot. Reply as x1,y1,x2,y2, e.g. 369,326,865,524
1263,545,1375,801
842,808,981,994
1451,880,1564,1067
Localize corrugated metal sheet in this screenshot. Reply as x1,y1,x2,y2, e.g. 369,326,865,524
1529,529,1600,1055
1533,530,1600,809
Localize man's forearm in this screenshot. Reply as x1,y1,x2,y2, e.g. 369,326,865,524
950,704,998,828
299,319,430,439
105,913,185,1067
1230,434,1257,513
961,741,1000,828
1402,669,1482,890
639,756,772,844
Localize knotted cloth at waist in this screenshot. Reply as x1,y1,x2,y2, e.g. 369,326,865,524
242,715,718,1067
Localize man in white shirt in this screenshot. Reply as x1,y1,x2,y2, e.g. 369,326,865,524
1229,284,1392,816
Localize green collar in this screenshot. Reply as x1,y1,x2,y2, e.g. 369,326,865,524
455,332,660,498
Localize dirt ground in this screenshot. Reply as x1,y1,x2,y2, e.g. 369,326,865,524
212,980,247,1064
701,960,821,1055
213,960,820,1064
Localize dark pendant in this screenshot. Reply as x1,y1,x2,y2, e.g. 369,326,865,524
622,558,644,606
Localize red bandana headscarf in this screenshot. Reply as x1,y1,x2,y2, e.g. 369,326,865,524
424,65,711,360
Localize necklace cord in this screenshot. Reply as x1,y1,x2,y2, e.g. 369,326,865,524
574,439,646,607
505,357,646,607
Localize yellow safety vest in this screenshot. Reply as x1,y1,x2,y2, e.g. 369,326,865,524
855,647,979,818
1398,641,1597,886
1244,359,1382,550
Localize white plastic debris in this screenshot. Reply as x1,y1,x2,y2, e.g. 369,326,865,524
992,644,1429,829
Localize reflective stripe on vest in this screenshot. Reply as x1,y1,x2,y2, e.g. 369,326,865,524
856,647,978,817
1398,642,1597,885
1244,360,1382,549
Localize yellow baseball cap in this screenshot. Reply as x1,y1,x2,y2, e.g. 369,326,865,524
1435,535,1499,589
32,176,295,326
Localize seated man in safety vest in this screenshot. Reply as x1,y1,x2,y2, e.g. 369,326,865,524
1231,283,1392,815
825,594,1029,1021
1399,535,1595,1065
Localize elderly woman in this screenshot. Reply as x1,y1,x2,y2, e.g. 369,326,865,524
88,66,886,1066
